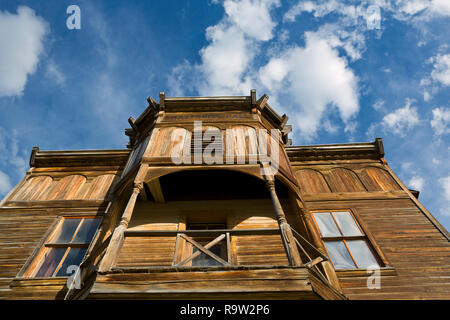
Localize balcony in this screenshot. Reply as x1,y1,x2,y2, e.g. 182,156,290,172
87,227,345,300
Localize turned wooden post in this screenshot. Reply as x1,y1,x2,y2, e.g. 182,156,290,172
99,183,143,272
265,178,302,266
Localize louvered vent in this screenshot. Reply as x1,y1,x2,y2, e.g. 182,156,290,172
190,131,223,156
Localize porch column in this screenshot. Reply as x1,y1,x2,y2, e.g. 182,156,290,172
99,182,143,272
265,178,302,266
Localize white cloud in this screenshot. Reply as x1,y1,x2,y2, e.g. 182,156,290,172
432,157,441,165
168,0,361,141
430,53,450,86
440,176,450,215
0,171,12,196
373,99,385,111
382,99,420,135
197,24,254,95
45,60,66,86
224,0,279,41
284,2,372,61
168,0,279,96
258,58,289,90
0,128,28,196
398,0,429,15
390,0,450,20
0,6,48,97
429,0,450,16
431,107,450,135
408,175,425,190
258,32,359,140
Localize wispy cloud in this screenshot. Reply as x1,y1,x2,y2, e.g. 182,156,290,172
408,175,425,190
430,53,450,86
439,175,450,216
45,60,66,86
0,128,28,196
382,99,420,136
0,171,12,196
431,107,450,136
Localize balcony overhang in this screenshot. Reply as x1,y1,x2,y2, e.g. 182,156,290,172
86,267,346,300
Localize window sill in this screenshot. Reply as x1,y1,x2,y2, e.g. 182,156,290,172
336,267,397,278
10,277,69,288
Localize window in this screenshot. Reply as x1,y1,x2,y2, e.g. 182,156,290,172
27,217,101,277
311,210,380,270
186,223,228,267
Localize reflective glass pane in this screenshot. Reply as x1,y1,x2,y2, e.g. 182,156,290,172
333,212,362,236
35,248,67,277
313,212,340,237
56,248,87,277
324,241,356,269
72,219,101,243
346,240,380,268
51,219,81,243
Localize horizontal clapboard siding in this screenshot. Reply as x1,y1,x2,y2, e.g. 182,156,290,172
305,198,450,299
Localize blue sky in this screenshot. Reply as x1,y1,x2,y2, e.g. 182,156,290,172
0,0,449,230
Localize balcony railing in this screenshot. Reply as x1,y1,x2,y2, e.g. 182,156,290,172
118,226,332,285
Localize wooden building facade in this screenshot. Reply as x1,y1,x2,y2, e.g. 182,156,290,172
0,91,449,300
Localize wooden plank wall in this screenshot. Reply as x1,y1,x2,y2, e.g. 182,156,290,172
114,199,289,268
233,214,288,266
292,161,450,299
0,208,57,299
309,198,450,299
143,125,291,173
0,206,108,299
0,168,121,299
116,205,179,267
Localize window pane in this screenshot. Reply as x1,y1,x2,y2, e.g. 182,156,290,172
313,212,340,237
346,240,380,268
51,219,81,243
35,248,67,277
192,245,223,266
324,241,356,269
333,212,363,236
191,240,226,267
56,248,87,277
72,218,101,243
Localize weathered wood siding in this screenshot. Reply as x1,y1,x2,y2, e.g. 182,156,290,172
89,268,321,300
0,208,57,299
233,214,288,266
116,204,179,267
292,161,450,299
114,199,288,268
0,163,124,299
308,198,450,299
7,173,119,202
294,164,401,194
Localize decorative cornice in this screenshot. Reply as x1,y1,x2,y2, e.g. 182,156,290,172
286,139,384,162
132,90,287,130
30,149,131,168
